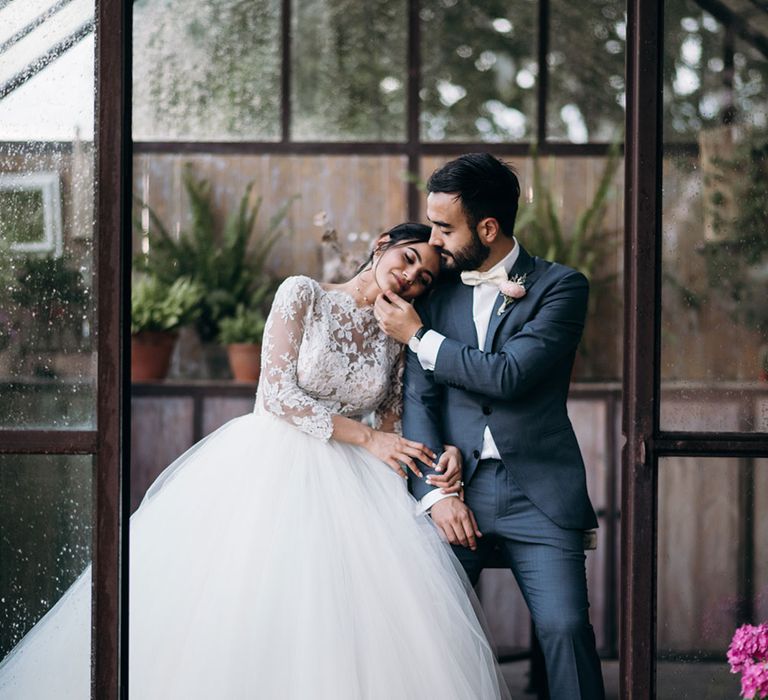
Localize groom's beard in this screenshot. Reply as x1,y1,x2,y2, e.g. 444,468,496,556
449,228,491,271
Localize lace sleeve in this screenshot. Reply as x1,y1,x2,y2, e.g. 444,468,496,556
372,348,404,434
259,277,334,441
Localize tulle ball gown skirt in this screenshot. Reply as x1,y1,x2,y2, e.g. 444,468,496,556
0,412,507,699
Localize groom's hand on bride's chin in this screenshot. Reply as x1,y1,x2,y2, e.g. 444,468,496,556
430,498,482,551
373,292,422,343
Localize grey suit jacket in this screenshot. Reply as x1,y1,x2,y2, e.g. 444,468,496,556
403,244,598,531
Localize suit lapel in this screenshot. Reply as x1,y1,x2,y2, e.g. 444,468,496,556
445,279,479,347
483,244,539,352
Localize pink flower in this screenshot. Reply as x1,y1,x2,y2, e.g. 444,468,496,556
729,624,768,674
741,662,768,699
313,211,330,227
499,280,526,299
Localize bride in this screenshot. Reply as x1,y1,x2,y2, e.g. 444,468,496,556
0,223,509,699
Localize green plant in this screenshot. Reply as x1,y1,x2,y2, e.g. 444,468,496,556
0,237,16,295
701,132,768,334
10,255,89,313
515,141,622,285
6,255,91,356
134,164,296,341
218,304,267,345
131,275,204,334
515,142,622,366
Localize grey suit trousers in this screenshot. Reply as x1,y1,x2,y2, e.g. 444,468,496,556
451,459,605,700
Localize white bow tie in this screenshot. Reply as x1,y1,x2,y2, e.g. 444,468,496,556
460,268,509,287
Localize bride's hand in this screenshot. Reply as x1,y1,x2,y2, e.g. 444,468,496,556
363,429,435,480
425,444,463,495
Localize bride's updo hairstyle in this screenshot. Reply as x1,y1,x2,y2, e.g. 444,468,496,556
357,222,433,274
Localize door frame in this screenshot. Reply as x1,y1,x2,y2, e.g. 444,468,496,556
93,0,131,696
621,1,768,696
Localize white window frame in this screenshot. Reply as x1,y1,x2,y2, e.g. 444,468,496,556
0,172,63,256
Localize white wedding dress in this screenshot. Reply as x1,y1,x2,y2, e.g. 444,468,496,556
0,276,508,699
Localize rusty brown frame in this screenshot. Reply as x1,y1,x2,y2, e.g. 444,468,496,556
0,430,97,453
93,0,131,696
622,3,663,694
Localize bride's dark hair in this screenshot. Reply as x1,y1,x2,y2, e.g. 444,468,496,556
357,222,433,274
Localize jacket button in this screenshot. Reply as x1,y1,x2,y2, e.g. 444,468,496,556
472,450,480,459
482,405,492,415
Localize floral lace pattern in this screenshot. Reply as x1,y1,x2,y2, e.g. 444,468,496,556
255,276,403,441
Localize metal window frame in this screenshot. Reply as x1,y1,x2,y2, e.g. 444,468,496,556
93,0,131,696
130,0,624,221
622,0,768,697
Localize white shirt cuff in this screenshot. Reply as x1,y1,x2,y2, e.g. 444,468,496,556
416,330,445,371
418,489,458,514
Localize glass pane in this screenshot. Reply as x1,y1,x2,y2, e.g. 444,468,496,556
133,0,282,141
657,457,764,698
420,0,537,142
548,0,626,143
291,0,407,141
0,0,96,429
663,2,768,143
0,454,93,695
660,5,768,432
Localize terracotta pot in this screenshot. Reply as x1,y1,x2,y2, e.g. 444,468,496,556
227,343,261,382
131,331,178,381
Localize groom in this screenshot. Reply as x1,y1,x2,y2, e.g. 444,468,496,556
375,153,605,699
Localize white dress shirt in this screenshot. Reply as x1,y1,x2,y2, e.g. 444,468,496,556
416,240,520,512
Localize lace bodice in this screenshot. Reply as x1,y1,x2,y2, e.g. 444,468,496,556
254,276,404,440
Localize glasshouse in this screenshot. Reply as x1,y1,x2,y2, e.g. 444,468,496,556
0,0,766,698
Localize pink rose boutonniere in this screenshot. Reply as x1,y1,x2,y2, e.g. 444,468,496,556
497,275,527,316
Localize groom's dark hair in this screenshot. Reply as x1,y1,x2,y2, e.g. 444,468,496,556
426,153,521,238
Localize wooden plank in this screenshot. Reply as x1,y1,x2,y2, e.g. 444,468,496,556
657,457,741,651
755,459,768,621
201,397,254,436
129,397,194,512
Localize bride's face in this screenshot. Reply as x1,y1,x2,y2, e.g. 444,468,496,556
375,241,441,301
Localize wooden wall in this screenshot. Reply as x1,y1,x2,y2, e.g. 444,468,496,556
132,154,408,281
656,396,768,654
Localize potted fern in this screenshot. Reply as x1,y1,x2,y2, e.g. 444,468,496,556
218,304,267,382
131,274,203,381
515,141,622,378
134,164,296,377
217,281,272,382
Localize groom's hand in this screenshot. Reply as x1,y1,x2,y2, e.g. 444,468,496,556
374,292,423,344
430,497,482,551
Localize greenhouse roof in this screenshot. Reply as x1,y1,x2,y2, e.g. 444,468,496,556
0,0,95,140
0,0,765,143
